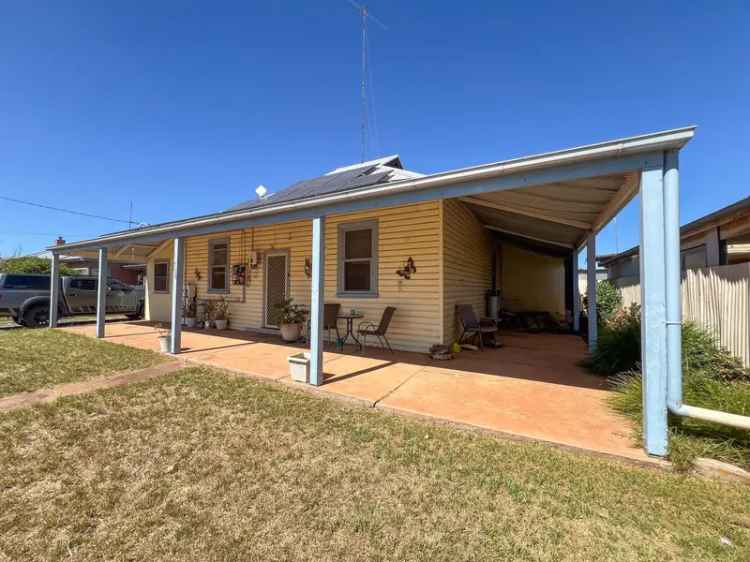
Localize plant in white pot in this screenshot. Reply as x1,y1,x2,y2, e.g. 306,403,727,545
156,323,170,353
213,297,230,330
275,298,306,342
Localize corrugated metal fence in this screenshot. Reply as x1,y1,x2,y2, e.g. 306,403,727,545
612,263,750,366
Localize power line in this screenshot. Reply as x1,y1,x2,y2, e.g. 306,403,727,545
0,231,92,237
0,195,139,225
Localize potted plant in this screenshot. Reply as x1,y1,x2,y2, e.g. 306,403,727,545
184,297,197,328
275,298,306,342
156,323,170,353
204,300,215,329
213,297,230,330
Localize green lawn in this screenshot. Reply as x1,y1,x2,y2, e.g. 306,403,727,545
0,328,164,397
1,366,749,561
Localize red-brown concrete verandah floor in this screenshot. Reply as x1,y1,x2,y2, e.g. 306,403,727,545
62,321,652,463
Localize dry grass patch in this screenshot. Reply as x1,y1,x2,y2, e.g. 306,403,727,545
0,328,164,397
1,367,749,561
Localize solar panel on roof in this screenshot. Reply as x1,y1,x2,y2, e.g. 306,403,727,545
227,164,394,212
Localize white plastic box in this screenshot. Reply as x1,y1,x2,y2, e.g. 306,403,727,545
287,352,311,383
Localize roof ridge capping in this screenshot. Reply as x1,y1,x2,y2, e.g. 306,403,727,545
50,126,696,252
325,154,403,175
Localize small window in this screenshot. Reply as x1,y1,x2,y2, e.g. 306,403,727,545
154,261,169,293
337,220,378,297
209,239,229,292
70,278,97,291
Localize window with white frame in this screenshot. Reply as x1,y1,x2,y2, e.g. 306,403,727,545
209,238,229,292
337,220,378,297
153,261,169,293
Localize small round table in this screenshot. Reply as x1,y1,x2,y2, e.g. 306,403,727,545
337,312,364,349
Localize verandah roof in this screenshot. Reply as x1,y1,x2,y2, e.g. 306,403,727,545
50,126,695,256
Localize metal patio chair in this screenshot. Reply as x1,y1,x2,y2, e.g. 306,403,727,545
456,304,498,351
358,306,396,353
324,303,341,346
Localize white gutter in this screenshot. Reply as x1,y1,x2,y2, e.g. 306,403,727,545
51,126,696,252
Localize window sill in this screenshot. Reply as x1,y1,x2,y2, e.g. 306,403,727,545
208,289,230,294
336,292,379,299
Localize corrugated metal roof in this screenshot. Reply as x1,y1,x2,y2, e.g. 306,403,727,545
50,126,696,252
226,155,416,212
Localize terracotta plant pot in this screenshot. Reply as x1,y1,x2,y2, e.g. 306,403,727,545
280,323,302,342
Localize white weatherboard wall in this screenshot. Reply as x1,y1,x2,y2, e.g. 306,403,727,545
147,201,443,352
612,262,750,366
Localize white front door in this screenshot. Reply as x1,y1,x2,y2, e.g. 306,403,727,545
264,252,289,328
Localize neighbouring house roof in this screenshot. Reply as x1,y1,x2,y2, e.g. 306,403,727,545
49,126,695,253
598,194,750,266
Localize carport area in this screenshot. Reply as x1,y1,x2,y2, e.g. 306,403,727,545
63,321,650,462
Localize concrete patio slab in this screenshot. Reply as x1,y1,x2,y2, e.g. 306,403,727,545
376,365,638,460
61,322,649,463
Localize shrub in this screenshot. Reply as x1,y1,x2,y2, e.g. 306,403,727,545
598,305,750,469
610,370,750,470
588,304,749,382
0,256,77,276
587,304,641,376
596,280,622,322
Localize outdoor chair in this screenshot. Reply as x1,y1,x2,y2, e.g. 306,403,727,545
456,304,499,351
324,303,341,346
358,306,396,353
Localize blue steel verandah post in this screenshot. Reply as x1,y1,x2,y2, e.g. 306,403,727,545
96,247,107,338
586,236,597,351
572,249,580,333
639,154,670,456
49,252,60,327
309,216,326,386
170,238,184,354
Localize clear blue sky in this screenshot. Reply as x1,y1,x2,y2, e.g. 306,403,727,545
1,1,748,261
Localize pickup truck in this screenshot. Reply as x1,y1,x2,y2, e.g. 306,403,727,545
0,273,144,327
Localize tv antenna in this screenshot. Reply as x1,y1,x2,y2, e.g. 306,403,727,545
347,0,386,162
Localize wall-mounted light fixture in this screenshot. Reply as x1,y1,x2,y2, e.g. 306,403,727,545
396,256,417,280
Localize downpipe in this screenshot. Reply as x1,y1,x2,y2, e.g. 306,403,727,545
664,149,750,431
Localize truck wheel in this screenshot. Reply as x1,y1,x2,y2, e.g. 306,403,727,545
126,302,144,320
23,305,50,328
